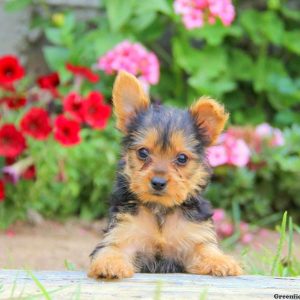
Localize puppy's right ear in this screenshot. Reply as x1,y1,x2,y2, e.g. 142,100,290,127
112,71,150,133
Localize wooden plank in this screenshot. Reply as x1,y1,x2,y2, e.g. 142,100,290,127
0,270,299,300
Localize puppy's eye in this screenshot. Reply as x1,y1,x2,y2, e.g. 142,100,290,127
176,153,188,165
137,148,149,160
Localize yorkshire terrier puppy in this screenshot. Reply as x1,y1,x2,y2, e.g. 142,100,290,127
88,71,242,279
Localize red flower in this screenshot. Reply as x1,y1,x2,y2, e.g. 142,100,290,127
5,157,16,165
0,55,25,85
82,91,111,129
22,165,36,180
54,115,81,146
63,92,84,122
37,72,60,96
5,96,26,110
66,63,99,83
0,180,5,201
20,107,52,140
0,83,15,92
0,124,26,157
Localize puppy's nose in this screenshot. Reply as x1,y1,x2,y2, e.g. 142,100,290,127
151,177,167,191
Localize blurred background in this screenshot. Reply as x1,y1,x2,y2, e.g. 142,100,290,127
0,0,300,274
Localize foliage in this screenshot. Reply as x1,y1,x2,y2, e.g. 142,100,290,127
206,125,300,224
1,0,300,227
5,0,300,126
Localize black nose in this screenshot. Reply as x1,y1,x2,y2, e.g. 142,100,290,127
151,177,167,191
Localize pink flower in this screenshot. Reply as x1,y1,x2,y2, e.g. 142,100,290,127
5,229,16,237
271,129,284,147
241,233,254,245
207,145,227,167
182,10,204,29
208,0,235,26
173,0,235,30
219,222,234,237
258,228,269,237
239,221,249,233
255,123,285,147
174,0,192,14
255,123,273,138
98,41,160,86
212,209,225,223
227,139,250,167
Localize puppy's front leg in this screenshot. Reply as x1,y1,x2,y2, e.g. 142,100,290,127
88,209,157,279
88,244,135,279
186,243,243,276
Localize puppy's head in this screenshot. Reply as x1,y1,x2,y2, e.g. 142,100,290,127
113,71,228,207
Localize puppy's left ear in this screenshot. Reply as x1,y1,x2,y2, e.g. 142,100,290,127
189,97,229,146
112,71,150,133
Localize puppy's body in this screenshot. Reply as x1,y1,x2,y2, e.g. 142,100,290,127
88,71,242,279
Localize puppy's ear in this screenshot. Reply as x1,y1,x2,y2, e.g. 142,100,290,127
189,97,229,146
112,71,150,133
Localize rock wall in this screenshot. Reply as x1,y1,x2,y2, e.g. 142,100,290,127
0,0,100,73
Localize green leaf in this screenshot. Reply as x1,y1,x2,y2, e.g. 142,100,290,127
281,6,300,21
283,30,300,55
4,0,32,11
135,0,172,15
93,30,124,57
45,28,63,45
240,10,284,45
189,22,242,46
275,110,300,126
253,50,267,92
173,40,227,75
229,49,254,81
63,13,76,32
172,38,203,73
278,156,300,172
174,42,234,97
189,71,236,98
130,12,156,31
104,0,136,31
254,55,287,93
240,10,264,45
261,11,284,45
43,46,70,70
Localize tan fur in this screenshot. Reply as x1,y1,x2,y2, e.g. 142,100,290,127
186,243,243,276
112,71,150,133
88,207,242,278
190,97,229,146
88,246,134,279
161,210,217,261
88,207,158,279
123,129,209,207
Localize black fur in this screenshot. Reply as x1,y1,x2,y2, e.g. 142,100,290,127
135,253,185,273
181,196,213,222
123,104,209,153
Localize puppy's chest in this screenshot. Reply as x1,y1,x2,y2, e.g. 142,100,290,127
138,204,194,252
144,203,172,228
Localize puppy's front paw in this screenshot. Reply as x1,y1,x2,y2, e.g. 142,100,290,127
189,255,243,276
88,253,134,279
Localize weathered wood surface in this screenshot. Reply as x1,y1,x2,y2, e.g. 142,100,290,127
0,270,299,300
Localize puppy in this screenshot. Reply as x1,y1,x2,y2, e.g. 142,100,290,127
88,71,242,279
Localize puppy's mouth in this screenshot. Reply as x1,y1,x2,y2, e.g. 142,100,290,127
149,190,167,197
